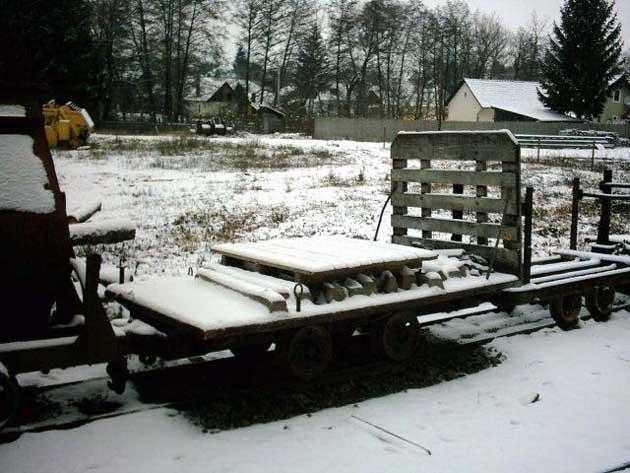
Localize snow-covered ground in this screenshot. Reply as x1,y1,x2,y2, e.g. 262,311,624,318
56,133,630,277
2,315,630,473
2,133,629,471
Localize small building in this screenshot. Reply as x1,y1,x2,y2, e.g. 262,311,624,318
252,104,285,133
446,78,577,122
184,80,248,118
597,73,630,124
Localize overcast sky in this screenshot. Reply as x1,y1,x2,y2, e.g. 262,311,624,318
224,0,630,63
421,0,630,47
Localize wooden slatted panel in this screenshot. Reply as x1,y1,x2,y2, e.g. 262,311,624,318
390,193,517,214
390,131,522,278
391,169,515,187
391,215,519,240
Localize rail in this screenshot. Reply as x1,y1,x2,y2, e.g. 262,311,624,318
570,169,630,250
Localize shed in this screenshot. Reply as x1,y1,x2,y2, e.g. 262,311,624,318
446,79,578,122
254,104,286,133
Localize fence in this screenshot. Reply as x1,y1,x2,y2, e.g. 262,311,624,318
313,118,630,142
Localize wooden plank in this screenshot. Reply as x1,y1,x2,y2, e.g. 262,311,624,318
392,132,519,163
476,160,488,245
391,215,519,240
391,169,515,187
392,143,517,161
420,156,432,240
451,183,464,242
391,193,517,214
391,139,408,239
392,235,520,275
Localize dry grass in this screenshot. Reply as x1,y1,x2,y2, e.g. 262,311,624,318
90,136,339,171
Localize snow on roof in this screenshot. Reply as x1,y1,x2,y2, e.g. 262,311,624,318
610,72,630,88
0,104,26,117
0,134,55,214
463,78,577,122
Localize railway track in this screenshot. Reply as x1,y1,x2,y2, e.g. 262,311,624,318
2,300,629,442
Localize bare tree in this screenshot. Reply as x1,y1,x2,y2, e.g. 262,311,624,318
234,0,262,106
256,0,286,104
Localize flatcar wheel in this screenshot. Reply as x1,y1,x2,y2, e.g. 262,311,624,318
585,285,616,322
0,368,19,431
550,294,582,330
230,342,272,359
379,312,420,362
285,326,333,381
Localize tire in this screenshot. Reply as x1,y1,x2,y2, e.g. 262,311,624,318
585,285,615,322
230,342,272,359
0,366,19,431
550,294,582,330
374,312,420,362
285,326,333,380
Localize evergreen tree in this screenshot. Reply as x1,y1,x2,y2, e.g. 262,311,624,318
233,45,249,79
294,23,329,116
538,0,623,120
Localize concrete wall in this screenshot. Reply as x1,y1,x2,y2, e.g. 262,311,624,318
446,82,481,121
313,118,630,142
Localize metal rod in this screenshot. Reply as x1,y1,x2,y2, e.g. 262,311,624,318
601,182,630,189
582,192,630,201
597,169,613,245
570,177,580,250
523,187,533,283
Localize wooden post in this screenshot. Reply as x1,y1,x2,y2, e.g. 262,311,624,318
476,160,488,246
570,177,581,250
523,187,533,283
451,183,464,241
591,141,596,170
536,138,541,162
421,153,432,240
597,169,613,244
391,140,408,241
383,126,387,148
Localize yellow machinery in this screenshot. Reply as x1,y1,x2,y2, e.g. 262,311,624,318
42,100,94,149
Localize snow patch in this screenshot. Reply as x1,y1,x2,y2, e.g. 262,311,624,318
0,134,55,213
0,104,26,117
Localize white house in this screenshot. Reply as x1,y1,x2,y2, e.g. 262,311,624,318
446,78,577,122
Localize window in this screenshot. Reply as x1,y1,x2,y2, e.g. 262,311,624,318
614,89,621,103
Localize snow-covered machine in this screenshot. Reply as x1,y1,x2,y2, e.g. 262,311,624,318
42,100,94,149
1,125,629,433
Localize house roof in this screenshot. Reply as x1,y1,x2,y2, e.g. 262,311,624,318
610,72,630,89
458,78,578,122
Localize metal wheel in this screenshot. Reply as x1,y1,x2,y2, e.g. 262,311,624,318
550,294,582,330
585,285,616,322
377,312,420,362
230,342,272,359
0,365,19,431
285,326,333,380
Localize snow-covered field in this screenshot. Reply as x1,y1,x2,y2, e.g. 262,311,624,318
2,133,630,472
57,133,630,278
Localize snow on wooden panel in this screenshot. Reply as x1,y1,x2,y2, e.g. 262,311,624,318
68,218,135,245
0,134,55,213
0,104,26,117
212,236,436,276
107,277,278,333
108,270,518,338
